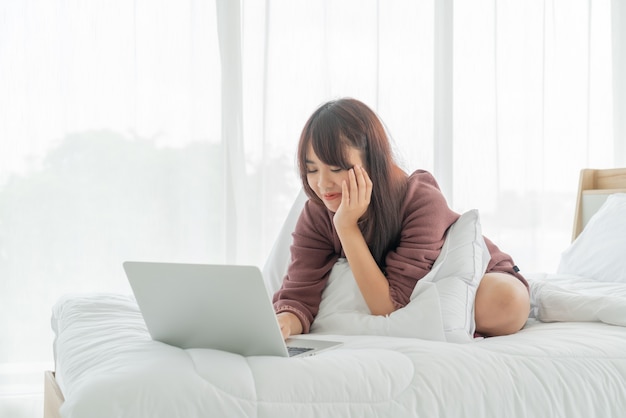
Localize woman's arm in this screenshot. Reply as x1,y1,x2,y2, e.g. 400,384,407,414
273,201,340,337
382,171,459,307
333,165,396,316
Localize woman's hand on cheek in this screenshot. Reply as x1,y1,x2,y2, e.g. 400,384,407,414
333,165,373,231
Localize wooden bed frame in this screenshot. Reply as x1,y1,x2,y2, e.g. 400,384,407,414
44,371,64,418
572,167,626,241
43,167,626,418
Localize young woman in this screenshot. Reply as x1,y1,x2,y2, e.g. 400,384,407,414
273,98,530,340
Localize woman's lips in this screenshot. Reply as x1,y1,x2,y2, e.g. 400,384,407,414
323,193,340,201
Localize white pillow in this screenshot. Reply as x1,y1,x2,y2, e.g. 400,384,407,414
310,210,491,343
558,193,626,283
262,190,308,296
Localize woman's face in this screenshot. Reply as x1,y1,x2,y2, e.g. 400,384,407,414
305,143,365,212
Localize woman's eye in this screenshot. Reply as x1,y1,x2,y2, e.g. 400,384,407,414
330,168,343,173
306,169,318,174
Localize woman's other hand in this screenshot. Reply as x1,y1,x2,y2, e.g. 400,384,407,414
276,311,303,340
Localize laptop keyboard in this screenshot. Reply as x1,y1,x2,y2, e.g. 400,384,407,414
287,346,314,357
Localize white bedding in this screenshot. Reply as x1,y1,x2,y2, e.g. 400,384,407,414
52,274,626,418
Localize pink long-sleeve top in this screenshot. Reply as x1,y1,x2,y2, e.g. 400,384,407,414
272,170,528,333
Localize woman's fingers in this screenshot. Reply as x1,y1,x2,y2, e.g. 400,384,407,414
338,166,372,211
348,167,358,205
352,167,363,203
351,165,372,205
334,166,372,229
341,178,349,207
355,165,372,204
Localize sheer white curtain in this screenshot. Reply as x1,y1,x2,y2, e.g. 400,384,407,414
250,0,620,273
241,0,437,262
452,0,616,271
0,1,622,416
0,1,224,415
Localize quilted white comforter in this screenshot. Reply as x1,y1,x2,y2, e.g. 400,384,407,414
52,274,626,418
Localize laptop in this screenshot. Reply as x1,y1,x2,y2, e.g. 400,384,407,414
123,261,342,357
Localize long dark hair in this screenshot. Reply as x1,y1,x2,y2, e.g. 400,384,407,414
297,98,408,268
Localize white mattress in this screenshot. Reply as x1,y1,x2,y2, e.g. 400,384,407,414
52,274,626,418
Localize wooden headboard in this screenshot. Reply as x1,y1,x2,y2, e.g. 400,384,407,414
572,167,626,241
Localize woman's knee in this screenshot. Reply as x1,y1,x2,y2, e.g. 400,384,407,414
475,272,530,336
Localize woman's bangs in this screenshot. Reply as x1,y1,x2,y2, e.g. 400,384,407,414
310,117,351,169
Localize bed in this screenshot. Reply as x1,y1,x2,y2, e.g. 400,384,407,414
45,168,626,418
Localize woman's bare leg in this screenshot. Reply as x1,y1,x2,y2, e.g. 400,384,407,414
475,272,530,336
